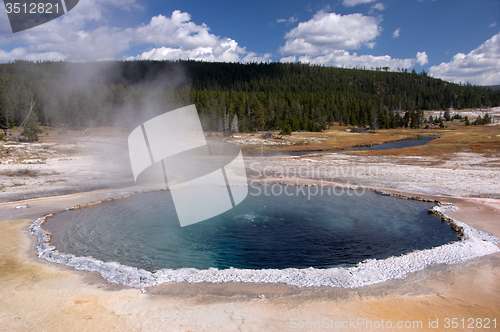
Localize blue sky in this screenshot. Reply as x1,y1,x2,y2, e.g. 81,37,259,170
0,0,499,85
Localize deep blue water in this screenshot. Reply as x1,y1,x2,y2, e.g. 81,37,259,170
45,185,458,271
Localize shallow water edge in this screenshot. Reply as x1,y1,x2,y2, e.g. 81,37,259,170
28,186,500,289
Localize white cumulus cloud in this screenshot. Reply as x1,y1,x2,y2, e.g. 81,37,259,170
279,11,381,56
130,12,220,50
280,50,415,71
429,33,500,85
0,2,267,63
0,48,67,62
416,51,428,65
342,0,376,7
130,38,271,63
277,10,420,71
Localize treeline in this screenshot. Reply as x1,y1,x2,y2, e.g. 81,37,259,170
0,60,499,133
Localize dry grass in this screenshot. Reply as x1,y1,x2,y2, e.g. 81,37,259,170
237,122,499,157
358,124,500,157
4,124,497,160
240,128,418,155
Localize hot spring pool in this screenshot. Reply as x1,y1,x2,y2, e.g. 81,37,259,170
43,185,459,272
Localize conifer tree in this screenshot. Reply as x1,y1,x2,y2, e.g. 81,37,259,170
224,110,230,135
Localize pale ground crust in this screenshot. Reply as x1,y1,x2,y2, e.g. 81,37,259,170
1,131,499,331
1,183,499,332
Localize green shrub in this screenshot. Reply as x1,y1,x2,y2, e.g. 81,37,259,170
279,124,292,136
22,125,43,141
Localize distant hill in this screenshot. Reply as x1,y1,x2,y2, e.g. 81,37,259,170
483,85,500,91
0,60,499,132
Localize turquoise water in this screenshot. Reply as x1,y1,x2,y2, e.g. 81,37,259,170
44,185,458,271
